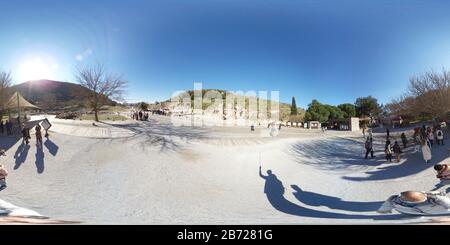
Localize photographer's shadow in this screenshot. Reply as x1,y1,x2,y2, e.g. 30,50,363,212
259,167,403,220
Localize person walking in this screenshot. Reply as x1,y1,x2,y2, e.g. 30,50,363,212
436,128,444,145
401,132,408,148
421,139,432,163
364,137,374,159
385,140,393,163
393,141,402,162
35,124,43,146
386,127,390,139
21,123,30,145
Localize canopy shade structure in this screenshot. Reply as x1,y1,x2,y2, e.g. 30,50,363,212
3,92,39,110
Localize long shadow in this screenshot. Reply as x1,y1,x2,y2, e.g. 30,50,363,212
0,136,20,152
13,143,30,170
291,185,383,212
288,138,384,171
35,146,45,174
105,117,210,153
343,142,449,181
259,168,405,220
44,139,59,156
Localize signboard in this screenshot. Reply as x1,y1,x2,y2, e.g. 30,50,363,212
41,118,52,131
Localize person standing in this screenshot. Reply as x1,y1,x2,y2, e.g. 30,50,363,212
5,120,11,135
427,128,434,147
386,128,390,139
393,141,402,162
364,137,374,159
401,132,408,148
421,139,432,163
0,120,4,135
436,128,444,145
385,140,393,163
35,124,43,146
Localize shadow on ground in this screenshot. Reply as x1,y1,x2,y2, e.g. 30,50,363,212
106,118,210,153
259,168,410,221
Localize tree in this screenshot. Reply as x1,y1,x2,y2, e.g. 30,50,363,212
386,69,450,122
408,69,450,120
355,96,382,120
290,96,298,115
337,103,356,118
0,70,12,116
75,64,128,122
304,99,331,123
137,102,149,111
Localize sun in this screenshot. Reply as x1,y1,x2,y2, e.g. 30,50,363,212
17,56,59,82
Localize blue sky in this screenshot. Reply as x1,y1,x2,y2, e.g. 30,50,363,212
1,0,450,107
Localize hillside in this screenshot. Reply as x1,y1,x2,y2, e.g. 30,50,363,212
9,80,115,110
167,89,305,121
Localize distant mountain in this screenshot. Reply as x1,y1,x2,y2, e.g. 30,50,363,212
9,80,114,110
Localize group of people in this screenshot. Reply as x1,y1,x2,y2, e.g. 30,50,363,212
364,124,445,164
131,110,149,121
413,125,445,163
0,120,14,135
20,123,43,146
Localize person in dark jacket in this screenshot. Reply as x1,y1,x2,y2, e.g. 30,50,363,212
0,120,4,134
21,123,30,145
385,140,392,163
364,137,374,159
401,132,408,148
35,124,43,146
393,141,402,162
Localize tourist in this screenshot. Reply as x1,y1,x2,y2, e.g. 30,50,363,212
35,124,43,146
385,140,393,163
0,163,7,192
437,128,444,145
0,120,4,134
393,141,402,162
433,164,450,192
427,128,435,147
401,132,408,148
21,123,30,145
364,137,374,159
421,139,432,163
5,120,12,135
139,111,143,120
386,127,390,139
413,132,422,153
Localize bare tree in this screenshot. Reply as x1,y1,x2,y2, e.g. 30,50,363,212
408,69,450,120
0,70,12,115
75,64,128,122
